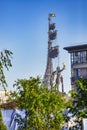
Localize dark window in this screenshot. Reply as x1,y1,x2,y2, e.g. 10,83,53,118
76,68,81,77
71,51,87,64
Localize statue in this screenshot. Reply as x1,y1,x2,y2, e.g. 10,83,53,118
50,63,66,93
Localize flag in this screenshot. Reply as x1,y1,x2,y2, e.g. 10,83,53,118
49,13,56,17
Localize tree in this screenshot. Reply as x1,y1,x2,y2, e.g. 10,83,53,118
12,77,69,130
0,49,13,130
69,78,87,129
0,108,7,130
0,50,13,89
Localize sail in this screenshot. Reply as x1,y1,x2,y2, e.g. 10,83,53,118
49,30,57,40
49,46,59,58
49,23,55,30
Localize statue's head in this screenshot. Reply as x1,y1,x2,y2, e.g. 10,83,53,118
57,66,60,71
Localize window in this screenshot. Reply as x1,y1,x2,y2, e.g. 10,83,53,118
71,51,87,64
81,51,87,63
73,52,78,64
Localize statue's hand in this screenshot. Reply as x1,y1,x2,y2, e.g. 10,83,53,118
63,63,66,69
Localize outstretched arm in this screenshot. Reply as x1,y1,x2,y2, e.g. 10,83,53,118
58,63,66,73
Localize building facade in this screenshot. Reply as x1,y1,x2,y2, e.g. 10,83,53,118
64,44,87,91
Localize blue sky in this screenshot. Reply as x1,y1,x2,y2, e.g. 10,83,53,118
0,0,87,93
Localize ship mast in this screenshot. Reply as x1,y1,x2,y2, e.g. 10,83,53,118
44,13,59,88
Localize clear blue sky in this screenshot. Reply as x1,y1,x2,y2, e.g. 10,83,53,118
0,0,87,93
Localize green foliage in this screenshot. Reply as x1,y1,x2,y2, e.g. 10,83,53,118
0,50,13,89
69,78,87,129
12,77,69,130
0,109,7,130
0,49,13,130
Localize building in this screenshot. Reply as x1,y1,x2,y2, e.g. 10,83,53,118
64,44,87,91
